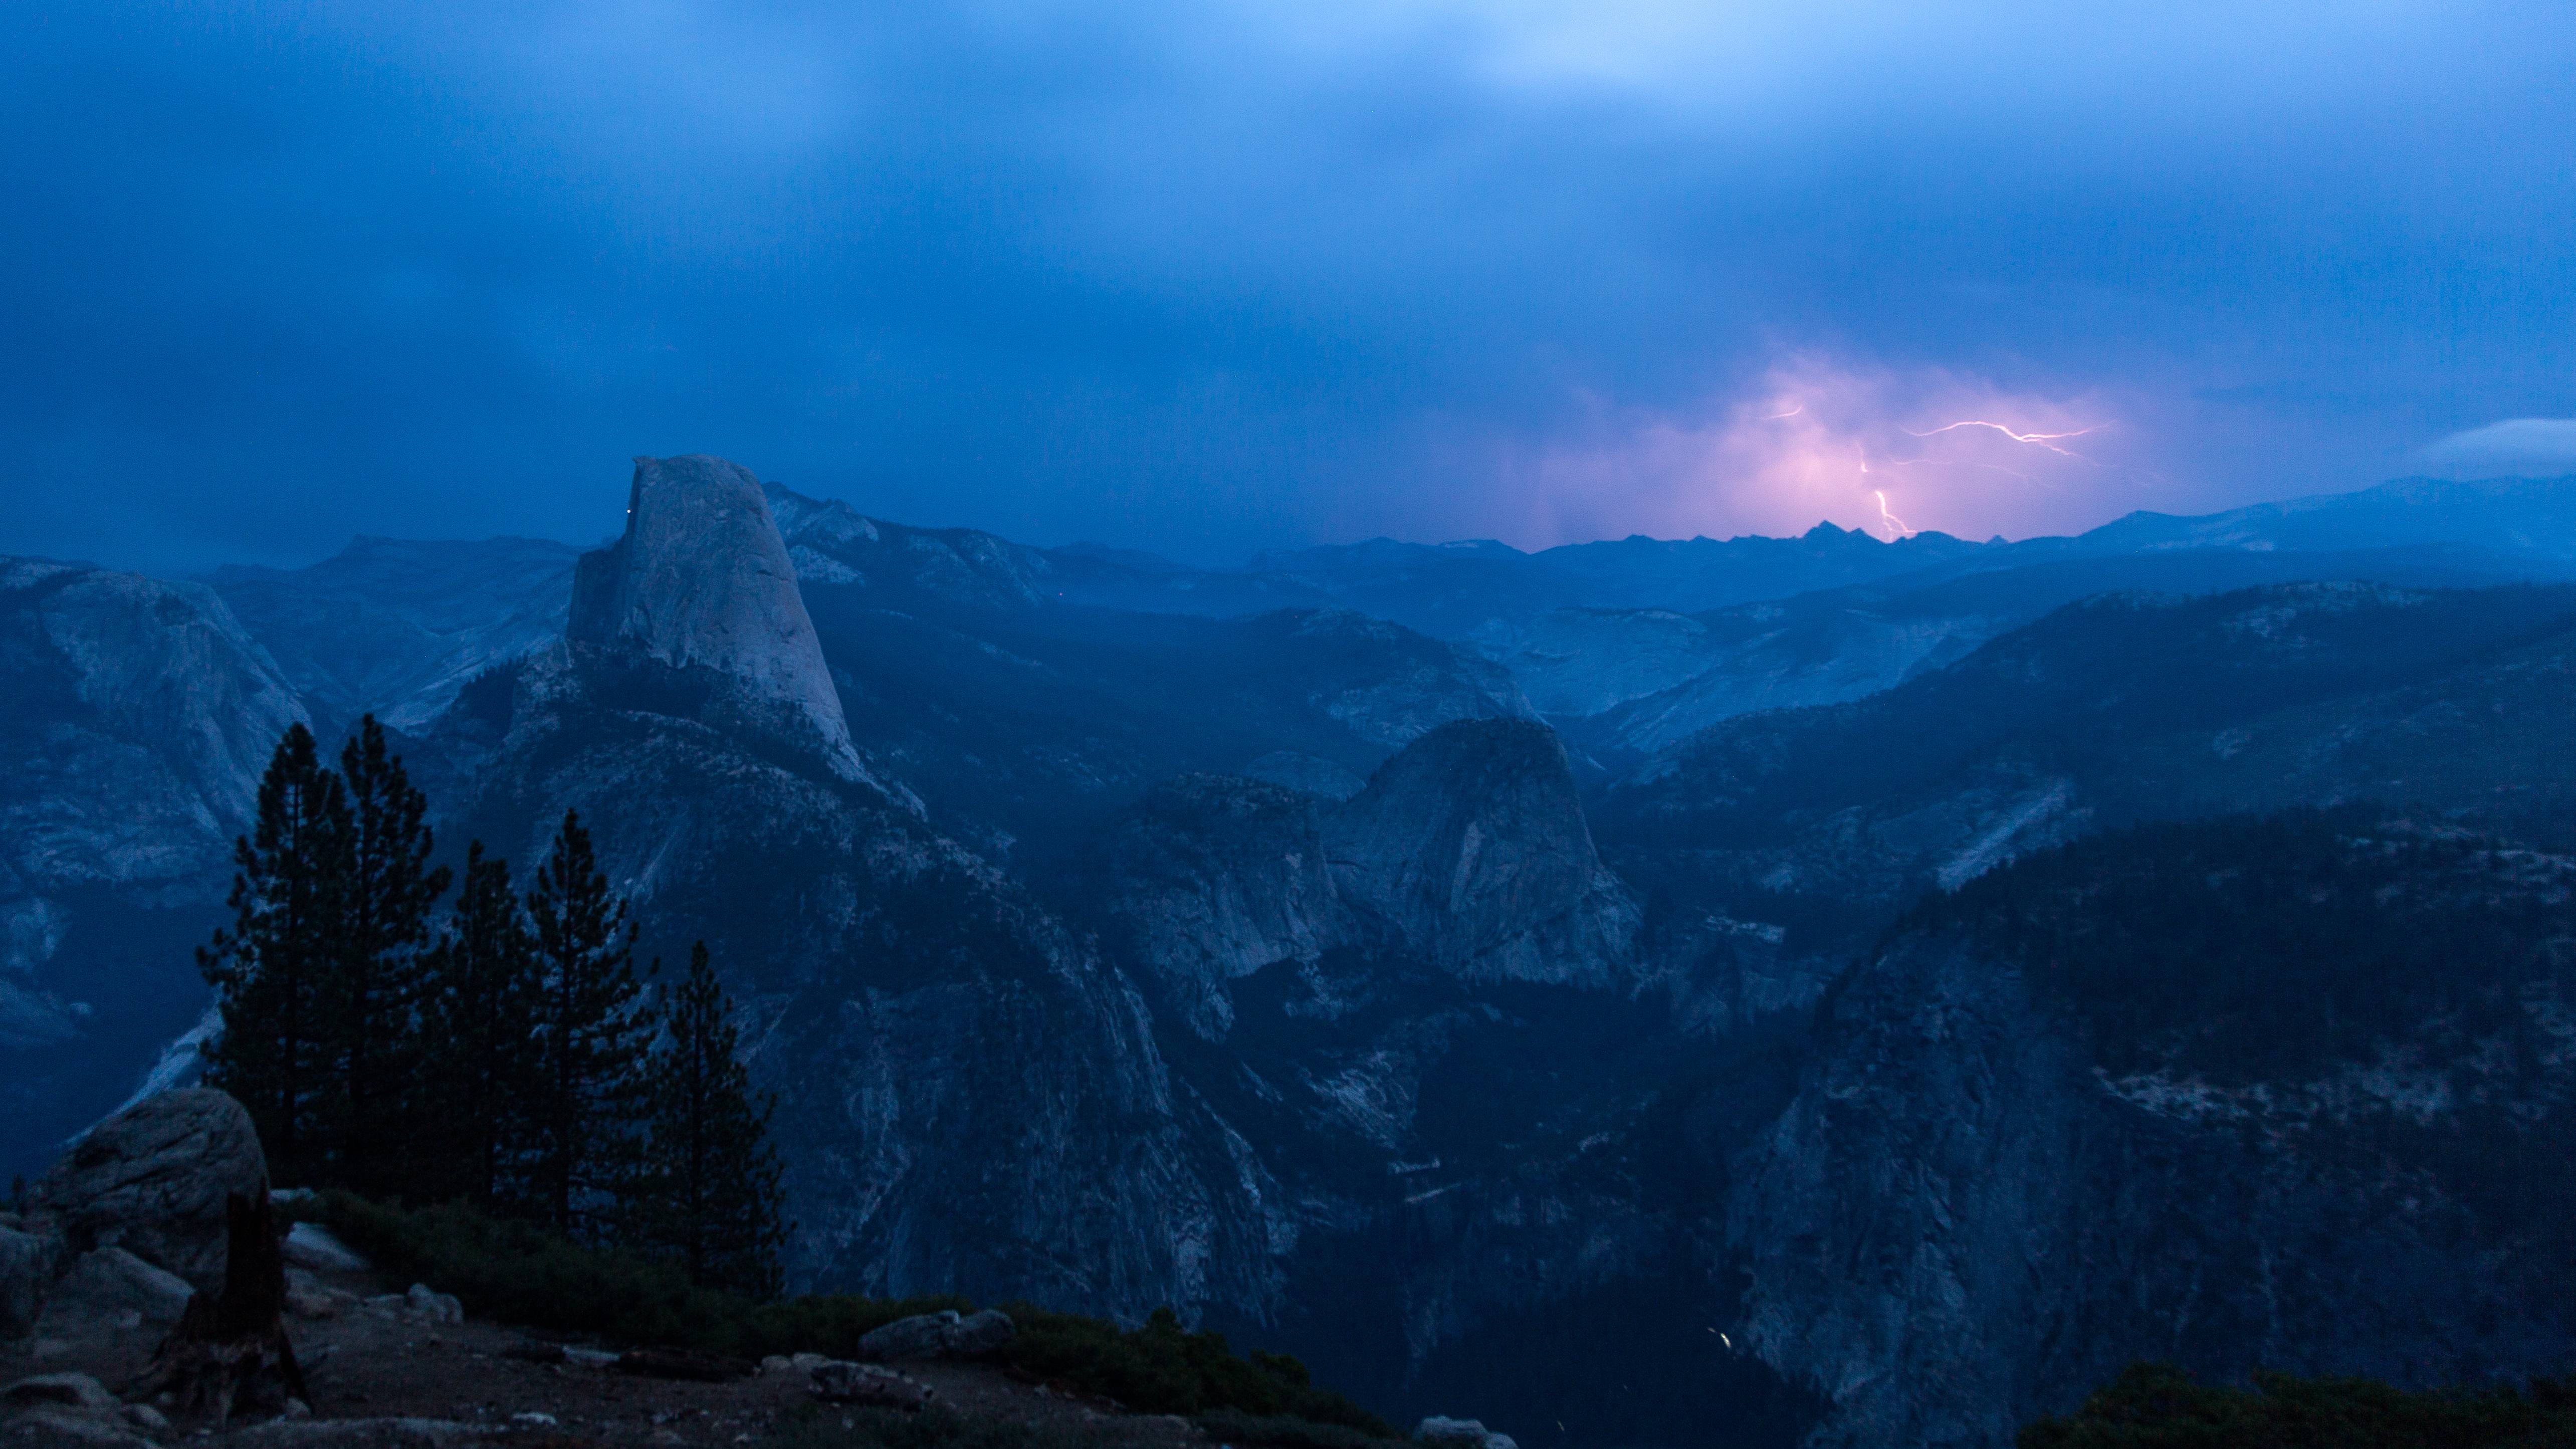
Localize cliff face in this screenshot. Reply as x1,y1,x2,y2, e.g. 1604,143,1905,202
1729,835,2576,1448
1108,718,1638,1039
570,456,877,790
1327,718,1636,985
449,462,1270,1318
0,558,306,1176
207,534,579,733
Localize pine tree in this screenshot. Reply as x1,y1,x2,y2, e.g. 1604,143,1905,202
334,716,451,1198
523,810,653,1239
419,842,542,1210
199,723,350,1187
633,942,788,1299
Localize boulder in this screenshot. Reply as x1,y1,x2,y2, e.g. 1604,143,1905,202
808,1361,934,1410
0,1226,52,1339
0,1406,155,1447
855,1308,1015,1361
282,1223,368,1273
28,1089,267,1293
1415,1417,1517,1449
1,1373,119,1410
41,1247,195,1327
402,1284,462,1325
947,1309,1016,1357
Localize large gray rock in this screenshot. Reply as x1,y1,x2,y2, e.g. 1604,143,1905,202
0,1407,155,1447
855,1308,1014,1361
568,455,879,792
30,1088,267,1292
1,1373,118,1410
42,1247,195,1327
282,1222,369,1273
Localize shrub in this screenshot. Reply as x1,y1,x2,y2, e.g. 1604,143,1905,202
999,1306,1391,1435
306,1192,1390,1434
762,1406,1112,1449
1191,1408,1404,1449
2019,1363,2576,1448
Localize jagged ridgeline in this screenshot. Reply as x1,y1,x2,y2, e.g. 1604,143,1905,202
12,462,2576,1448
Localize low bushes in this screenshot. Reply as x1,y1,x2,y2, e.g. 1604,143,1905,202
997,1306,1391,1433
762,1406,1110,1449
302,1193,1391,1438
2019,1363,2576,1448
1190,1408,1403,1449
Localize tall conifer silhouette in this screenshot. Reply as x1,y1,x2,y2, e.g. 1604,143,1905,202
421,841,542,1208
334,716,450,1196
199,723,350,1186
635,942,787,1298
524,810,651,1237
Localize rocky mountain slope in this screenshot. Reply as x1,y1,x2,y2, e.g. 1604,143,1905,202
435,457,1268,1316
0,560,305,1179
13,467,2576,1449
1731,814,2576,1446
1600,581,2576,952
206,535,579,735
1535,542,2576,765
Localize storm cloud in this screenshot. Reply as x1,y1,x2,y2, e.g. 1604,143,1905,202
3,0,2570,569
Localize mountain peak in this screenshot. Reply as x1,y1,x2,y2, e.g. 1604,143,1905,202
569,454,869,783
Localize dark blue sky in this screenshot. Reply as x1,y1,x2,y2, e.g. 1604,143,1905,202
5,0,2572,571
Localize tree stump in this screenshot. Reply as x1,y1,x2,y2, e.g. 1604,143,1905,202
125,1191,308,1427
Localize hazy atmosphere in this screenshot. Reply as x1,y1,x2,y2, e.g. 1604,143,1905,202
5,0,2574,570
8,8,2576,1449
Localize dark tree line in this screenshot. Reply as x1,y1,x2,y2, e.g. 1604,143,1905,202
198,718,787,1299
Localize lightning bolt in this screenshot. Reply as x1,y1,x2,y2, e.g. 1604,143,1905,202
1889,457,2036,484
1762,403,1804,421
1874,490,1914,539
1902,420,2096,459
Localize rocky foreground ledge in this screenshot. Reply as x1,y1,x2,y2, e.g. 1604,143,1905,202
4,1091,1515,1449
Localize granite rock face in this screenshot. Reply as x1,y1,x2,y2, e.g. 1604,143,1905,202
208,535,580,733
1728,857,2576,1448
1328,719,1636,985
29,1088,269,1294
1109,718,1638,1039
0,560,304,914
570,456,877,791
1,561,305,1176
451,467,1271,1319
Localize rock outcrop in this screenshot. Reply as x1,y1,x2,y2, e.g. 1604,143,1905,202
29,1089,269,1294
1727,844,2576,1447
448,460,1270,1319
1327,719,1635,984
855,1308,1015,1361
1,560,304,1178
208,535,580,733
568,455,877,790
1109,718,1638,1038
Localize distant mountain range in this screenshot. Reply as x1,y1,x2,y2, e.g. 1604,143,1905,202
4,467,2572,1448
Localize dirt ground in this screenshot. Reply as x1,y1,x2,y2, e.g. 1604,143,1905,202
2,1257,1210,1448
